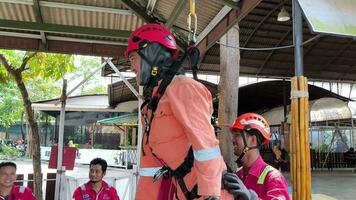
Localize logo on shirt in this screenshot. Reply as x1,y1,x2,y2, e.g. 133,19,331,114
83,194,91,200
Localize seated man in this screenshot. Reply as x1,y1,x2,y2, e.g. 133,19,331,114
0,161,36,200
73,158,120,200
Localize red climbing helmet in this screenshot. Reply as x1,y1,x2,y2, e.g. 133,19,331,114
230,113,271,144
125,23,177,58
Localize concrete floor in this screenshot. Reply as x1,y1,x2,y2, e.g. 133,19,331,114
284,169,356,200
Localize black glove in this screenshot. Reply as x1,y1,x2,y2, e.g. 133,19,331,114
222,172,258,200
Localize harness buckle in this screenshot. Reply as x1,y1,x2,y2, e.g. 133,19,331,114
143,113,150,133
151,66,158,76
153,166,171,182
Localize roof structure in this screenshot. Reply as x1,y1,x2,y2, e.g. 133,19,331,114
107,79,351,114
263,97,352,125
1,0,356,82
107,78,218,106
32,94,138,116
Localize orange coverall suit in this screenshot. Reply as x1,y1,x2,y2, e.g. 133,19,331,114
136,75,233,199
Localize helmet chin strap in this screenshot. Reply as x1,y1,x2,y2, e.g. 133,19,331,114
235,130,259,167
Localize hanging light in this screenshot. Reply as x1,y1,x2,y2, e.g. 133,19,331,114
277,6,290,22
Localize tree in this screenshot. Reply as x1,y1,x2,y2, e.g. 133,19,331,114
0,82,23,129
68,56,107,95
0,50,74,199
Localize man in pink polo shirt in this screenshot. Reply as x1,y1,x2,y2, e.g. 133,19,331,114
73,158,120,200
223,113,290,200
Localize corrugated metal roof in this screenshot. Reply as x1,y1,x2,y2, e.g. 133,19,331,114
3,0,356,82
0,2,35,21
152,0,225,35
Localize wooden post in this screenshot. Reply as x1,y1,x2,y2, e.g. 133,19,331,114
218,25,240,171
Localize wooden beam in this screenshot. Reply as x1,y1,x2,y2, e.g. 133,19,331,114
218,25,240,172
0,19,132,38
33,0,47,44
197,0,262,57
0,36,126,57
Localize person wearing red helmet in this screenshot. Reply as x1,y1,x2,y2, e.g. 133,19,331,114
126,23,233,200
222,113,290,200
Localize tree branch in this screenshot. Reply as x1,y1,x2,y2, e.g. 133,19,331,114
0,53,14,72
19,52,37,72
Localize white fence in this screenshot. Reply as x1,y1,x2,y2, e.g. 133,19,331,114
41,147,138,169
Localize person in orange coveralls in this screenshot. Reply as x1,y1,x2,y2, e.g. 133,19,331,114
222,113,290,200
125,23,233,200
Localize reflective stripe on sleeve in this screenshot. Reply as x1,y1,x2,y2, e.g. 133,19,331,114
193,145,222,162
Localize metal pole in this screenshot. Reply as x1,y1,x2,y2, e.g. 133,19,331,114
283,78,287,122
293,0,303,76
106,59,139,97
132,86,143,200
54,79,67,200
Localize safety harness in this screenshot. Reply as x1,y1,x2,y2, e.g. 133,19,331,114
139,48,203,199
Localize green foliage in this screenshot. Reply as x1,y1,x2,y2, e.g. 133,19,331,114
0,144,20,158
80,85,107,95
68,56,107,95
0,50,75,83
0,82,22,127
0,50,75,127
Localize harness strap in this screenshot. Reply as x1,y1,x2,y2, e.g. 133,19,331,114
257,165,273,184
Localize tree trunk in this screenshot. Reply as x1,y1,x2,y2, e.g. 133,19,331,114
218,25,240,172
44,115,48,146
20,111,26,140
11,71,43,199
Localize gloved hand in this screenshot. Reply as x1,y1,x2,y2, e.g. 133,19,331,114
203,196,220,200
222,172,258,200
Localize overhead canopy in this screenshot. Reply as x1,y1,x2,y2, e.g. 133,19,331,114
2,0,356,82
263,97,352,126
32,94,137,116
108,78,218,106
106,79,351,115
97,113,138,126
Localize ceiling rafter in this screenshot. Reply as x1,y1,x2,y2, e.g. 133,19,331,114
0,36,126,56
241,1,284,51
165,0,185,29
32,0,46,44
256,28,292,75
197,0,262,58
320,40,354,71
0,19,132,38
